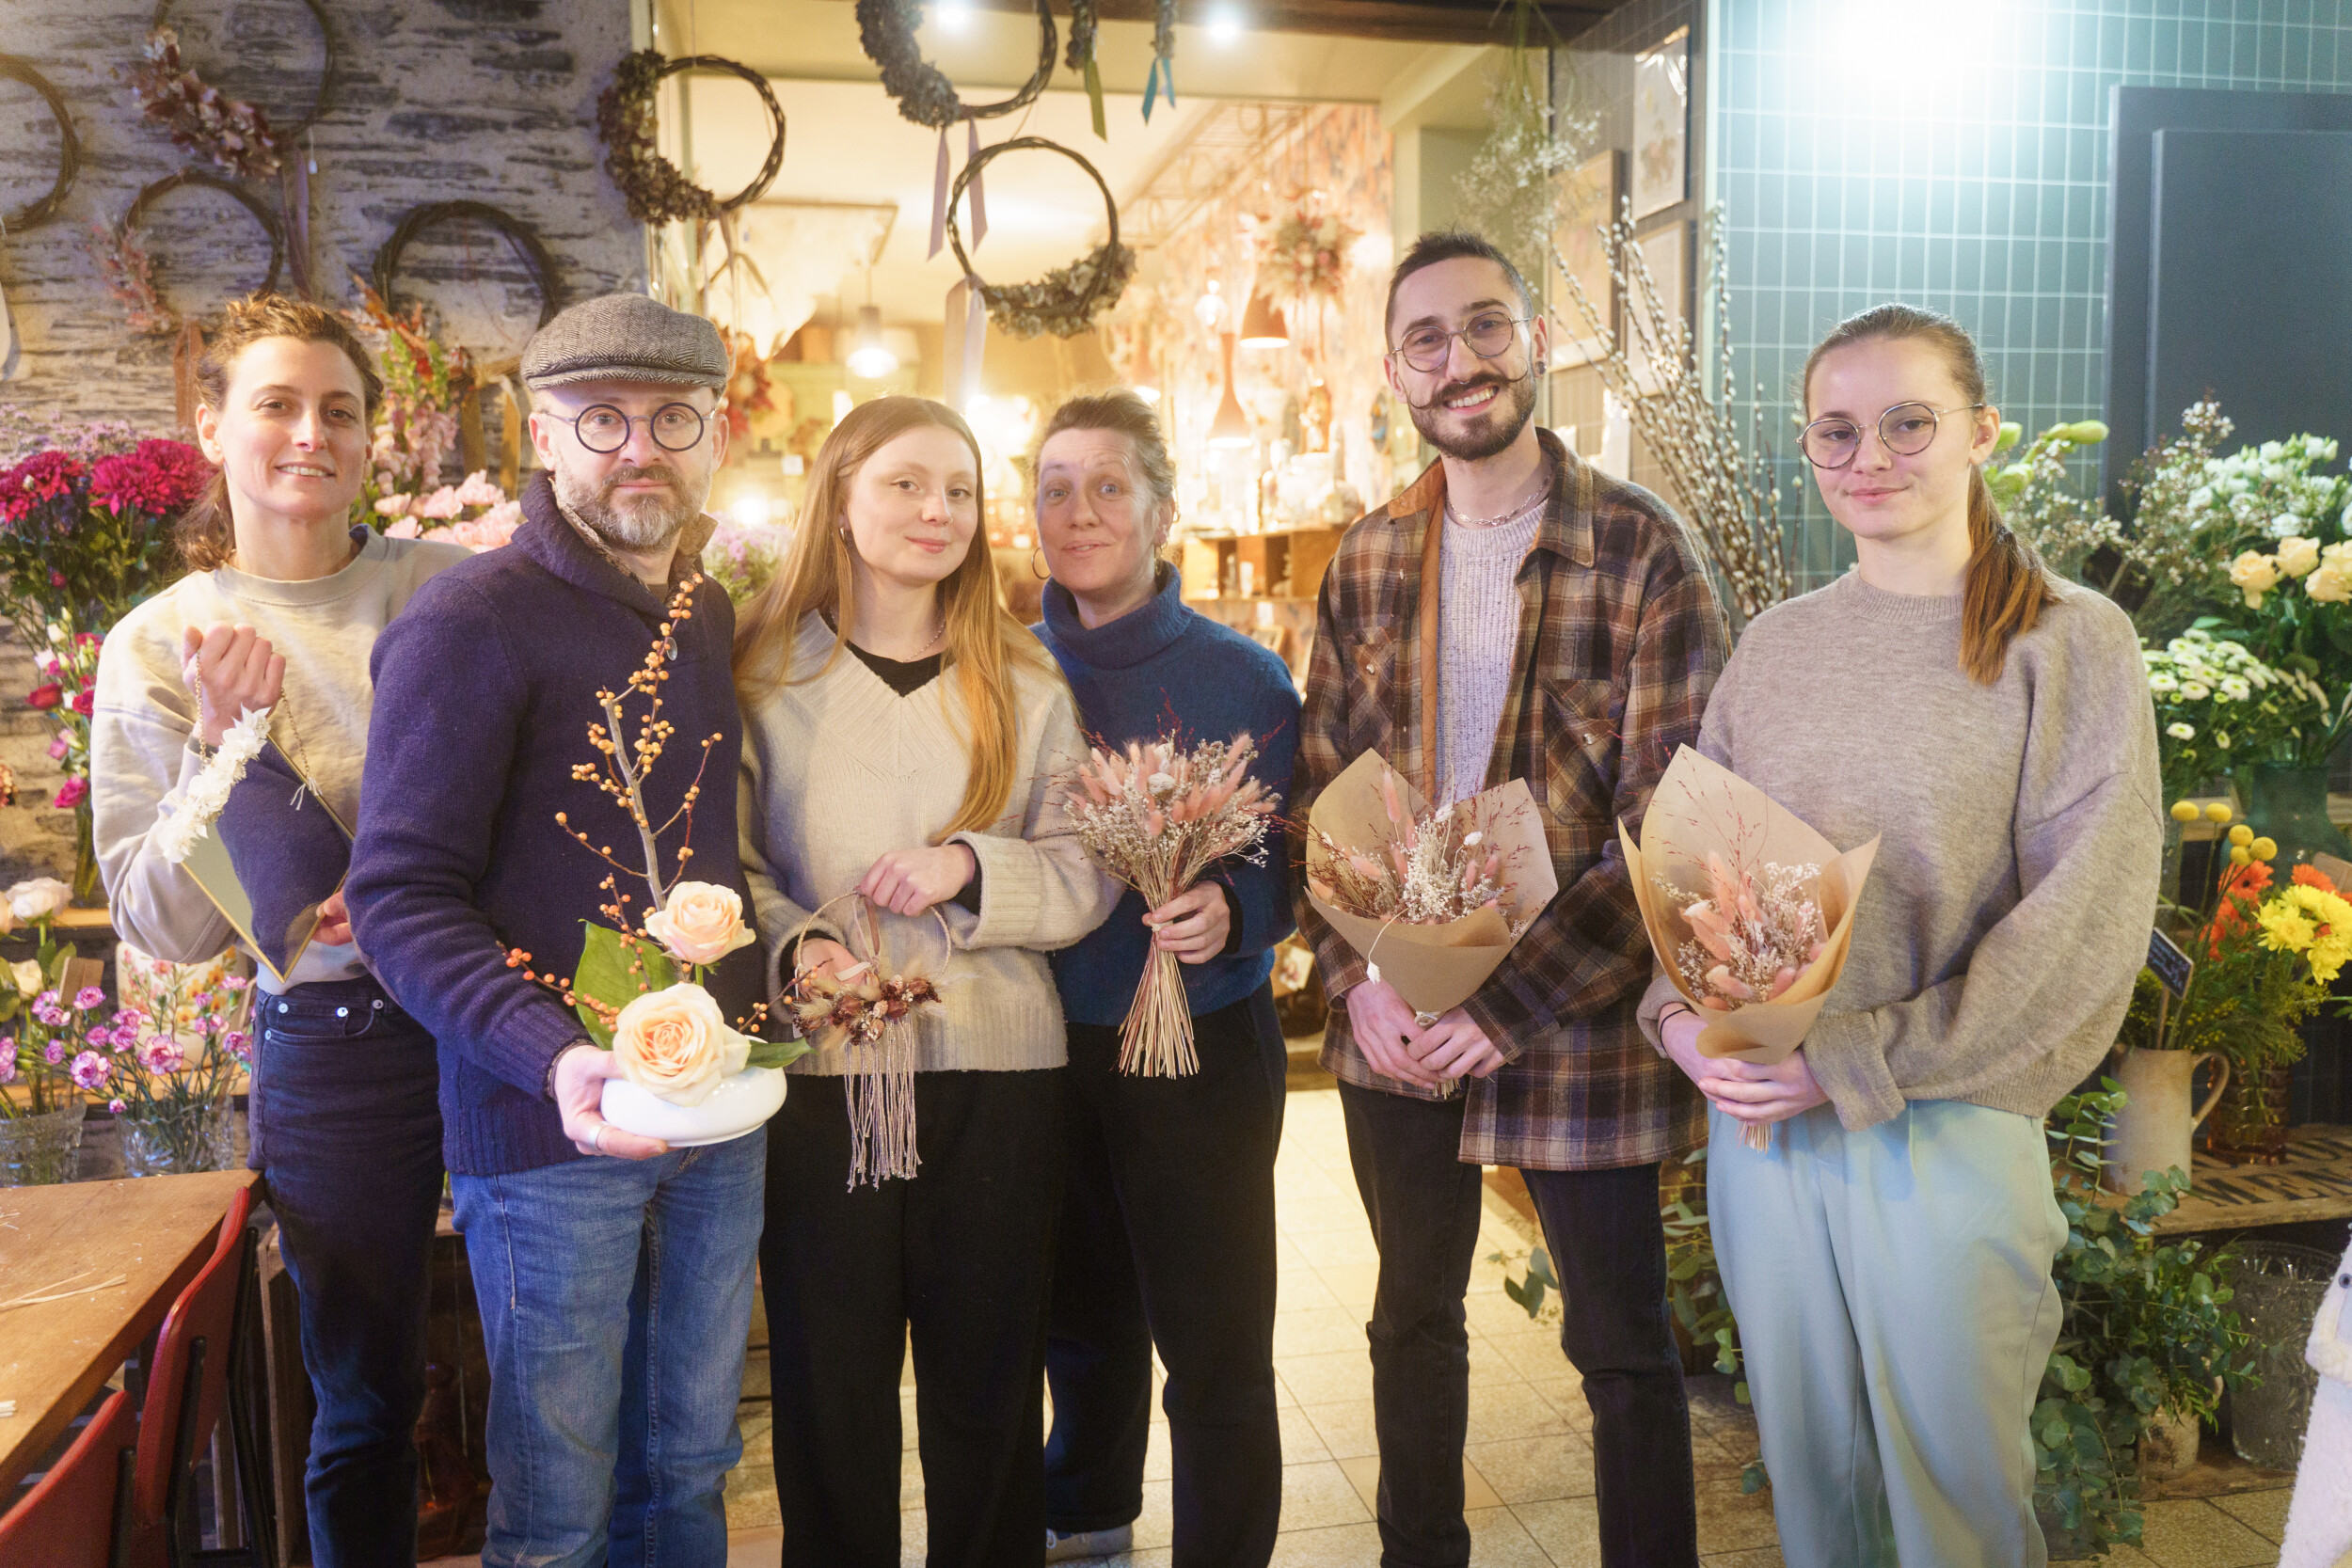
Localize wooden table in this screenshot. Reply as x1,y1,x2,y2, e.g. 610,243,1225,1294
0,1168,258,1497
2145,1124,2352,1234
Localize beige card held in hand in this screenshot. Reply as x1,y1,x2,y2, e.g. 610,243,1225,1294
1619,745,1879,1067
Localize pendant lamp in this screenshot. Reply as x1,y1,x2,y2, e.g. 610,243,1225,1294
1208,332,1251,448
1238,288,1290,349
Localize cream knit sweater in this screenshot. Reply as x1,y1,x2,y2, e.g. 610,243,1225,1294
738,611,1119,1075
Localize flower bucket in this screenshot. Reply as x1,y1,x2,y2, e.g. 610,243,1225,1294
599,1065,786,1148
2241,764,2352,870
2101,1047,2229,1195
121,1091,235,1176
2208,1062,2295,1164
2224,1241,2336,1468
0,1101,85,1185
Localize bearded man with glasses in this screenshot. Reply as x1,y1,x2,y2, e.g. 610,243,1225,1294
1293,230,1724,1568
350,293,766,1568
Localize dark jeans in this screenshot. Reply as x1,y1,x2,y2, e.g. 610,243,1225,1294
1337,1081,1697,1568
254,974,445,1568
1044,987,1287,1567
764,1069,1065,1568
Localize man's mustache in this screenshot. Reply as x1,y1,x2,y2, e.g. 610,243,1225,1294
1404,370,1524,413
601,465,678,494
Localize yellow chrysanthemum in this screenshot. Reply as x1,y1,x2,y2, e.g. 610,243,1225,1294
2259,884,2352,983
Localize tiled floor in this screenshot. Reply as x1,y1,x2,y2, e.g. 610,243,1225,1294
429,1081,2301,1568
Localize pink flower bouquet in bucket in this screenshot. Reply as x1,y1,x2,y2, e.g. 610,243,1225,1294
1056,732,1281,1078
1618,746,1880,1149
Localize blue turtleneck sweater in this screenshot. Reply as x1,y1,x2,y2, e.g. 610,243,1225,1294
1034,566,1301,1027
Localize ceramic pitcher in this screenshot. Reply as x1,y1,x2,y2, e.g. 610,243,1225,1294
2101,1046,2230,1196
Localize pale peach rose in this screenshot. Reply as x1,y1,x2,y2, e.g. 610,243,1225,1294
2310,562,2352,605
2231,550,2281,609
644,881,757,968
610,983,751,1105
2279,535,2322,578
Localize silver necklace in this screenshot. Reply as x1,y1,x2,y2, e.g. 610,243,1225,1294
1444,475,1552,530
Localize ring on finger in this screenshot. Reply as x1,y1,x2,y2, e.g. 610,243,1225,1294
591,1123,609,1154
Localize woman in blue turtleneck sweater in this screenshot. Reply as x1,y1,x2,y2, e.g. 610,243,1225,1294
1030,392,1300,1568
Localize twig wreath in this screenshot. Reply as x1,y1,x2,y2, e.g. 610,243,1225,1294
857,0,1056,129
372,200,564,333
0,55,79,233
93,169,285,335
596,50,785,227
948,136,1135,339
123,0,336,180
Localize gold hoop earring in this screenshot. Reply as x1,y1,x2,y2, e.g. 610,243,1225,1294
1030,545,1049,580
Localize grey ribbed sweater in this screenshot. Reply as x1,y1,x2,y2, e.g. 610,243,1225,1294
737,612,1120,1075
1638,570,2163,1131
1437,509,1542,802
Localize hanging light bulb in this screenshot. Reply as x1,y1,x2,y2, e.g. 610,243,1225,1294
1238,289,1289,349
1208,333,1251,449
847,266,898,379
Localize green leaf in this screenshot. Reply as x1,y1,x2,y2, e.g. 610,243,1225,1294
570,922,681,1048
743,1037,810,1071
1740,1460,1768,1494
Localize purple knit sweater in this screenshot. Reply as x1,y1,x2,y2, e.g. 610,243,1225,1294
349,476,760,1175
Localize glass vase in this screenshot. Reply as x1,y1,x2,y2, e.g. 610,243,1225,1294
0,1101,86,1185
2207,1062,2294,1164
71,798,100,907
120,1093,235,1177
2240,763,2352,870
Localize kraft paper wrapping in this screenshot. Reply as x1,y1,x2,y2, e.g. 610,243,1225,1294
1619,746,1880,1066
1305,752,1560,1019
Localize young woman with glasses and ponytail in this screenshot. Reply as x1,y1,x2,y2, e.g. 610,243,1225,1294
1639,305,2160,1567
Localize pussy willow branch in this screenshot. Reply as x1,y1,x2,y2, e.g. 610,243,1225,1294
1549,200,1790,621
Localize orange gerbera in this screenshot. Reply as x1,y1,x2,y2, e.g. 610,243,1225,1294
2293,863,2341,895
2208,858,2278,955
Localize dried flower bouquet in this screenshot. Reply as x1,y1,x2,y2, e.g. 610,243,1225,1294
782,894,951,1189
1058,733,1280,1078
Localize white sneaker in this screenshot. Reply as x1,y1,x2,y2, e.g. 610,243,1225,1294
1044,1524,1135,1561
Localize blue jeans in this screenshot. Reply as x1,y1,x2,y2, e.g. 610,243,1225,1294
255,974,444,1568
452,1129,766,1568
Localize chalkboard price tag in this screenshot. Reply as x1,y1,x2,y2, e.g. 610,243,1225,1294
2147,927,2195,999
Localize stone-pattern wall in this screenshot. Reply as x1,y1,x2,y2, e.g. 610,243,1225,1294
0,0,644,883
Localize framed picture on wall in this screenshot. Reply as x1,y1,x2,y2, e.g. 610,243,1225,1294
1629,221,1688,395
1549,150,1620,368
1631,26,1690,220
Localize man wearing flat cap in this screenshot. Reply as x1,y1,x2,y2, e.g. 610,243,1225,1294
351,293,762,1567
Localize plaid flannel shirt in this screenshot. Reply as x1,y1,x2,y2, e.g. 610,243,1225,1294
1295,429,1728,1170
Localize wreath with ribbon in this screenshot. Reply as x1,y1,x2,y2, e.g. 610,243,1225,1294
0,55,79,233
1058,0,1179,135
857,0,1056,129
596,50,786,227
93,169,285,335
372,200,564,333
122,0,335,181
948,136,1134,340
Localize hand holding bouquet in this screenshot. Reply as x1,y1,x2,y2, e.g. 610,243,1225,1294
1058,732,1280,1077
1620,747,1878,1148
782,895,951,1188
1302,752,1559,1089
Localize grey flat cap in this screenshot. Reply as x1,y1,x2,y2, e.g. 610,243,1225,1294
521,293,730,392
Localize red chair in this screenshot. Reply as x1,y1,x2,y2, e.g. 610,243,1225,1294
119,1186,274,1568
0,1388,138,1568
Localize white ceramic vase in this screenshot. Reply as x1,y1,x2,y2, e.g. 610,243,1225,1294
2101,1047,2229,1196
599,1066,787,1148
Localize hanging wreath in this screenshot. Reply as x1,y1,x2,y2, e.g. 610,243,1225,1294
1259,204,1360,307
371,200,564,333
596,50,786,227
90,169,285,335
948,136,1135,340
857,0,1056,129
121,0,335,181
0,55,79,233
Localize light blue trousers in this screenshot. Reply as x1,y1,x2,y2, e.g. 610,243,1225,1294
1708,1100,2067,1568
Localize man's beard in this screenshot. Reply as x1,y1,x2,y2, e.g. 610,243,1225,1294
552,461,707,552
1407,367,1538,462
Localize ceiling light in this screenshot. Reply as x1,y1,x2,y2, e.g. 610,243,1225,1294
1208,333,1252,448
1238,290,1289,349
935,0,974,32
848,304,898,378
1206,6,1245,45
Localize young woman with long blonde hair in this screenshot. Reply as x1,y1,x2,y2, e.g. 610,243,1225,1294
735,394,1116,1568
1642,306,2160,1565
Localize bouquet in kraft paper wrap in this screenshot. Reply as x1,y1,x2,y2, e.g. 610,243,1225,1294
1619,745,1879,1148
1303,752,1559,1087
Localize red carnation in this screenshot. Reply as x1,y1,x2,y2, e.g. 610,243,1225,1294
0,451,88,528
89,438,214,519
25,684,62,710
52,776,87,810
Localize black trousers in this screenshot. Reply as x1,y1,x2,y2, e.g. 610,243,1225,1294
1043,988,1287,1567
1337,1081,1698,1568
764,1069,1065,1568
253,975,445,1568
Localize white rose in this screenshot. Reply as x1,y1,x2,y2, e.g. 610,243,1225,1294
9,958,40,996
8,877,71,922
644,881,758,968
609,983,753,1106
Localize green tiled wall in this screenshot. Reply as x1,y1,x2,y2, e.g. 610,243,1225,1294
1705,0,2352,589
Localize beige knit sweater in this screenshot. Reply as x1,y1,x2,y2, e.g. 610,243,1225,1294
737,611,1119,1075
1638,569,2163,1132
